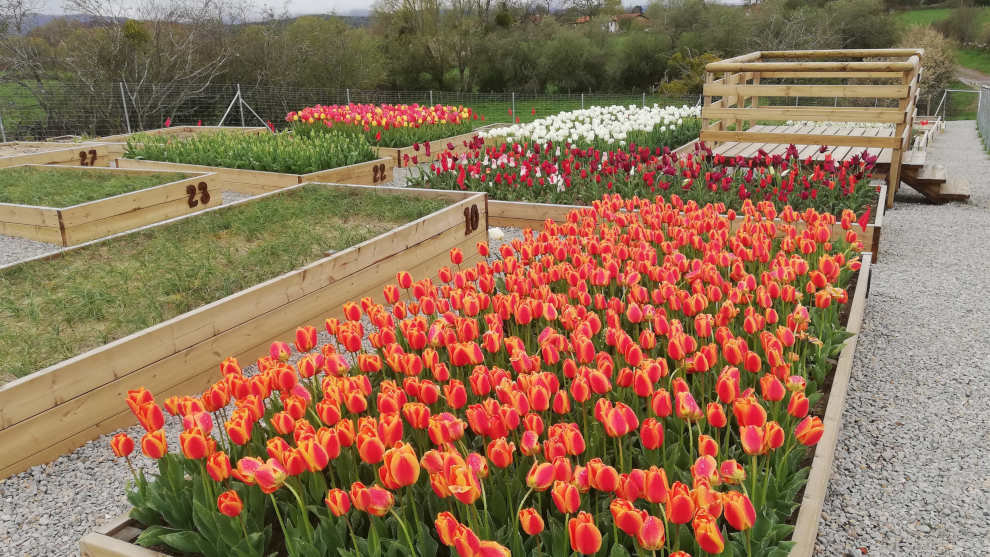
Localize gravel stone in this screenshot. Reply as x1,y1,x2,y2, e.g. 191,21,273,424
814,121,990,556
0,233,58,268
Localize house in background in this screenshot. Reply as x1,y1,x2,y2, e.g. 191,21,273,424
607,8,650,33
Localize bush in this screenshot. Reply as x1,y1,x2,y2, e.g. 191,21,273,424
899,26,957,100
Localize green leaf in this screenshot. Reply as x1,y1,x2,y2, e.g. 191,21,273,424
134,525,172,547
160,530,209,554
609,544,632,557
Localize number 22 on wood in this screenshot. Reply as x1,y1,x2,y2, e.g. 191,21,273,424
186,182,211,208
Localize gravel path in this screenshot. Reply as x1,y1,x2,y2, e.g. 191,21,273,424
0,234,58,267
815,121,990,556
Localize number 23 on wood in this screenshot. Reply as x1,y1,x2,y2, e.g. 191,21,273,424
186,182,211,208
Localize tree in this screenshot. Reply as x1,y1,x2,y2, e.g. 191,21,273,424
898,26,955,103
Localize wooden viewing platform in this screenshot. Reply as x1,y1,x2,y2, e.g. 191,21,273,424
700,49,969,207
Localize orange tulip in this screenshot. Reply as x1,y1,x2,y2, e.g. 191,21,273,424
352,483,394,517
435,511,460,545
134,402,165,433
551,480,580,514
636,515,666,550
141,429,167,459
325,488,350,516
795,416,825,445
740,425,765,455
207,451,231,482
568,511,603,555
382,442,420,487
486,438,515,468
518,507,545,535
526,461,555,491
692,510,725,553
110,433,134,458
294,326,317,353
666,481,695,524
723,490,756,531
217,490,242,517
640,417,664,450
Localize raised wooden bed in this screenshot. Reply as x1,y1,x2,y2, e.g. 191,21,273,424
100,126,268,143
0,183,487,480
0,165,217,246
0,141,125,168
375,124,499,167
113,156,395,194
488,182,886,261
78,252,873,557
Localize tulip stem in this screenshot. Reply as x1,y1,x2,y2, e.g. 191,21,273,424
515,487,534,527
390,508,417,556
746,529,753,557
237,513,250,541
284,482,314,543
270,494,297,556
749,455,758,507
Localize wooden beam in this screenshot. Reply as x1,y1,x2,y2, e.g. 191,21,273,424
702,106,906,124
758,48,922,59
699,130,901,149
702,84,909,99
705,61,917,73
756,71,903,79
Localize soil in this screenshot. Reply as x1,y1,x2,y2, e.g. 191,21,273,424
0,142,96,157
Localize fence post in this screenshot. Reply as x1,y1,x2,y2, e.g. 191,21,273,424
430,90,433,105
581,93,585,110
119,82,132,134
511,92,515,119
346,88,351,104
0,111,6,143
237,84,245,127
643,92,646,107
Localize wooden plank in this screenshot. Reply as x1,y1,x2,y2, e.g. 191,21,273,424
0,219,61,244
61,191,223,246
700,130,900,149
703,84,909,99
57,174,211,227
826,127,867,162
0,212,486,478
0,202,60,227
789,253,873,557
0,143,123,169
113,158,297,194
759,48,921,59
705,61,917,73
302,157,394,186
488,199,584,223
758,71,903,79
0,187,482,431
702,106,905,124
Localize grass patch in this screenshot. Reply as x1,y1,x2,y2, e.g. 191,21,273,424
957,47,990,74
946,79,979,120
0,186,448,377
0,167,188,207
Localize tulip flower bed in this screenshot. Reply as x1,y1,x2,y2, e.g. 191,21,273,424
0,165,216,246
124,128,376,175
93,194,865,557
286,104,484,148
413,141,880,218
118,129,394,193
481,105,701,152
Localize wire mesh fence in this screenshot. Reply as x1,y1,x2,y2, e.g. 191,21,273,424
978,86,990,149
0,82,703,141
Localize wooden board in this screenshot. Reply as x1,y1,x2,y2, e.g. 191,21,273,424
0,166,218,247
789,252,873,557
100,126,268,143
0,142,125,169
114,157,394,194
0,184,487,479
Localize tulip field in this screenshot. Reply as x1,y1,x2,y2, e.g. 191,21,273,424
108,191,862,557
480,105,701,152
286,104,484,148
412,140,879,219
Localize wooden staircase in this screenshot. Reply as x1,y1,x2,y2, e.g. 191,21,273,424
899,162,971,203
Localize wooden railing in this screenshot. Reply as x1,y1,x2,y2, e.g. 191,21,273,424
700,49,924,208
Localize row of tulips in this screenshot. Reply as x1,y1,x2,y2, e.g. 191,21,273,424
286,103,484,148
111,193,862,556
410,139,879,218
480,105,701,152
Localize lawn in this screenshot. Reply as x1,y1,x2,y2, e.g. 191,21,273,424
0,186,448,378
945,79,979,120
0,166,188,207
895,8,990,76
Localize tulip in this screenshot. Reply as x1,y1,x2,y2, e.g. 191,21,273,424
353,483,394,517
110,433,134,458
692,510,725,554
382,442,420,487
568,512,603,555
640,418,664,450
217,490,243,517
518,507,545,536
294,326,317,353
637,515,666,550
723,490,756,531
141,429,167,459
795,416,825,446
270,341,291,362
526,461,555,491
486,438,515,468
551,480,580,514
666,481,695,524
435,511,460,545
325,488,351,516
207,451,231,482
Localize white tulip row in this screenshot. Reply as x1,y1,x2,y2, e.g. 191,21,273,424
481,104,701,146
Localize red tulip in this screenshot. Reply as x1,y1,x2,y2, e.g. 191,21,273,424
110,433,134,458
518,507,544,535
325,488,350,516
217,490,242,517
568,511,603,555
723,490,756,531
795,416,825,445
551,480,580,514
